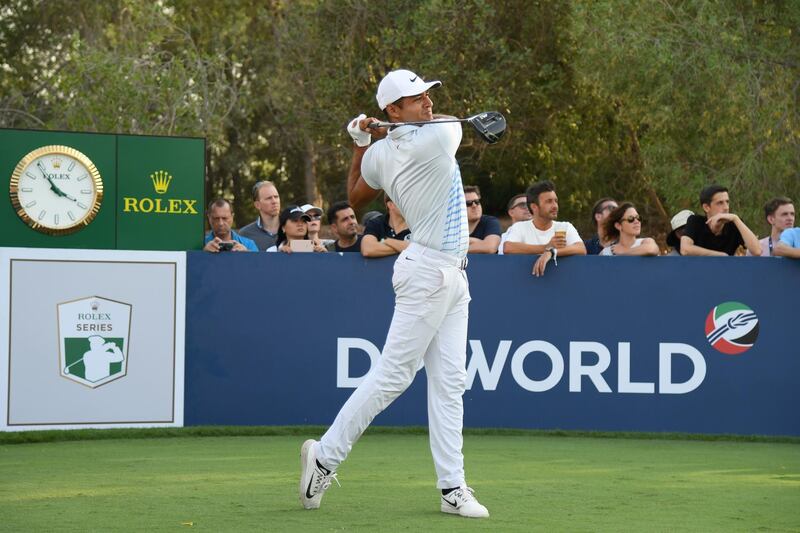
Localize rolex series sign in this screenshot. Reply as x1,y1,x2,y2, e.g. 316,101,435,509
1,128,204,250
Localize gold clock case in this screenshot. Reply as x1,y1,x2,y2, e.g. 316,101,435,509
9,145,104,236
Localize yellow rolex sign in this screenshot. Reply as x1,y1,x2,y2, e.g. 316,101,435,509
117,135,204,250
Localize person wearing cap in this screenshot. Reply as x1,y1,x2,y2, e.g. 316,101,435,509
361,193,411,258
266,205,324,253
464,185,501,254
301,203,335,252
680,184,761,256
299,69,489,519
203,198,258,252
327,201,363,253
583,197,618,255
238,181,281,251
497,193,532,255
665,209,693,255
360,210,383,229
747,197,795,257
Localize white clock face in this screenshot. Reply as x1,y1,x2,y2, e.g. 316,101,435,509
10,145,103,235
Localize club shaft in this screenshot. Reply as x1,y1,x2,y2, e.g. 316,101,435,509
368,118,468,129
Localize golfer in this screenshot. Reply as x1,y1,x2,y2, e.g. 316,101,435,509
299,69,489,519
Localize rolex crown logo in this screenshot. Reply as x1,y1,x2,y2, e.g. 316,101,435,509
52,157,62,169
150,170,173,194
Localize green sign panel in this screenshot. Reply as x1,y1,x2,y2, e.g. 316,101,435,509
1,128,204,250
117,135,205,250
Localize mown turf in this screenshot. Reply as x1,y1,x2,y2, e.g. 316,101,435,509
0,433,798,532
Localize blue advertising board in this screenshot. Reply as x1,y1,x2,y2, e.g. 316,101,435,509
185,252,800,436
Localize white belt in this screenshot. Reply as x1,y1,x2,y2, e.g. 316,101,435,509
404,242,468,270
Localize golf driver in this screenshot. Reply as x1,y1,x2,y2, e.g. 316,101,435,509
64,358,84,374
367,111,506,144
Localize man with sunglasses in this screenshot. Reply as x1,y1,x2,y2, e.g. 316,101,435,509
464,185,501,254
498,193,533,255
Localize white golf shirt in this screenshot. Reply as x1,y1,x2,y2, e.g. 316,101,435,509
361,122,468,258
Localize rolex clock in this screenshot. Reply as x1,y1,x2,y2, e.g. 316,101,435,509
9,145,103,235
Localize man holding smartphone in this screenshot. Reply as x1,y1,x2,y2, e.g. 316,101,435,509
203,198,258,252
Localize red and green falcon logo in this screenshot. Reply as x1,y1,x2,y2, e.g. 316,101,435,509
705,302,759,355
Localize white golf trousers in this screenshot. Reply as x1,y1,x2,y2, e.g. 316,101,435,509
318,242,470,489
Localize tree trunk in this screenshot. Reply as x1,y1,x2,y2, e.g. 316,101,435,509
303,138,320,206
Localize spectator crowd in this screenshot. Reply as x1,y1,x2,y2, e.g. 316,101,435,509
204,180,800,268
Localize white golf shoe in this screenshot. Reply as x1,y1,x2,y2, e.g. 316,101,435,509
440,486,490,518
299,439,338,509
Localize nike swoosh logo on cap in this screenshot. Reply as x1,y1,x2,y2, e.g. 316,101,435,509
410,76,418,82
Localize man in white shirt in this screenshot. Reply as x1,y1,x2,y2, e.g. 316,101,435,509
298,69,488,519
503,180,586,276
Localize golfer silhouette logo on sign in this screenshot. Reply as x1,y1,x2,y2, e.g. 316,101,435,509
64,335,124,382
57,296,131,388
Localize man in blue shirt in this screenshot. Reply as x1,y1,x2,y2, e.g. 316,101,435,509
775,226,800,259
203,198,258,252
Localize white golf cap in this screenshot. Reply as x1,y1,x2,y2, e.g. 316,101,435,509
300,204,323,216
670,209,694,231
376,69,441,110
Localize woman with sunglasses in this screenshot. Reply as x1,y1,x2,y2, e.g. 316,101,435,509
600,203,660,256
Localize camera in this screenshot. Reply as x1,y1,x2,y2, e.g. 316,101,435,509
218,241,235,251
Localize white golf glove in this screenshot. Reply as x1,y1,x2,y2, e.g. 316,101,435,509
347,113,371,147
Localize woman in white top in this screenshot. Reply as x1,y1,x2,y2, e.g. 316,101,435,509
600,203,660,256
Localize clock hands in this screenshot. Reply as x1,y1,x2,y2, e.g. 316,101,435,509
36,161,76,201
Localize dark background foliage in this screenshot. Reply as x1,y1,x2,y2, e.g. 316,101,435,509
2,0,797,241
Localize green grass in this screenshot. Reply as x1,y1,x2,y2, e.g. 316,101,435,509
1,432,798,532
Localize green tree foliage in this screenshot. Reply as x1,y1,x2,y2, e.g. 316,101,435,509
572,0,800,236
1,0,797,240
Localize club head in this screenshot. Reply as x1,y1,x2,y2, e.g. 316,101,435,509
467,111,506,144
